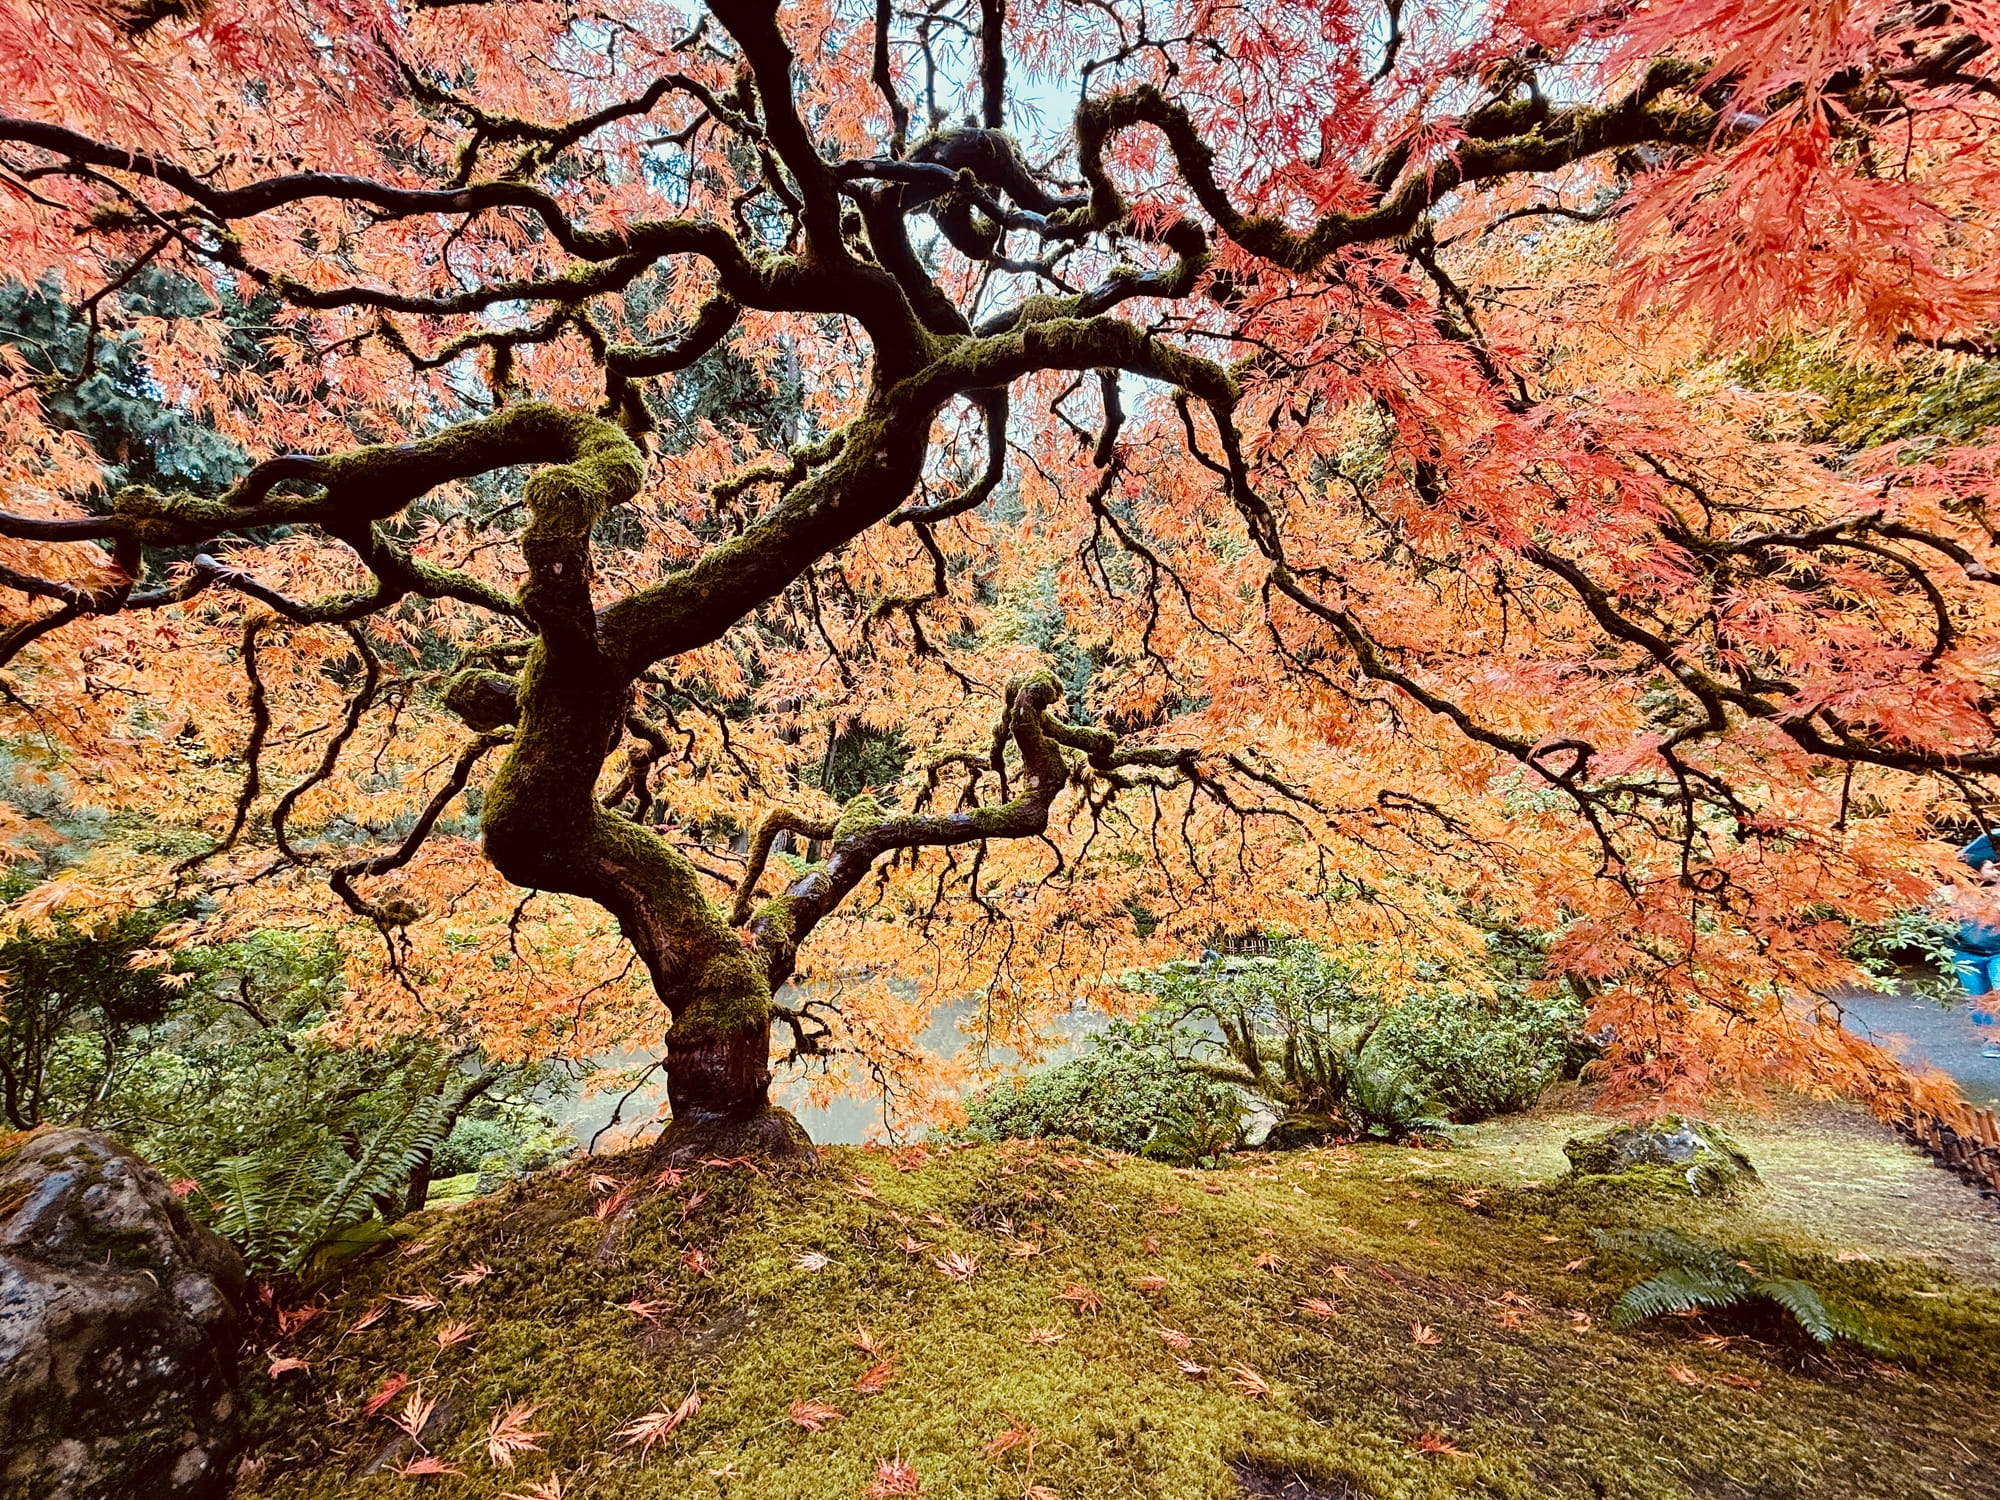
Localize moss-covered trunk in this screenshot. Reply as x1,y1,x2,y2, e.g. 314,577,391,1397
454,413,810,1158
479,647,809,1156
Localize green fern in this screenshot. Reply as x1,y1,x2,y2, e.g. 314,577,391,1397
1593,1229,1888,1351
1341,1058,1451,1142
211,1092,453,1276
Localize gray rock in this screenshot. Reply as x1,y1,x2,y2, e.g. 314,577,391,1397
0,1127,246,1500
1240,1100,1283,1149
1563,1116,1756,1194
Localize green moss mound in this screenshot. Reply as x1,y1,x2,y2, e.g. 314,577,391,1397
234,1139,2000,1500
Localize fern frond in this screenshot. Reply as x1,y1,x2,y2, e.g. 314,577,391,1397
1611,1266,1748,1328
1599,1229,1893,1352
287,1093,453,1272
211,1148,325,1268
1754,1277,1837,1345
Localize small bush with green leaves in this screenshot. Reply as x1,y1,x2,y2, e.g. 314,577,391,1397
1118,937,1585,1139
1844,905,1962,997
962,1018,1246,1164
1592,1227,1887,1351
432,1100,575,1180
1368,983,1587,1121
0,897,186,1130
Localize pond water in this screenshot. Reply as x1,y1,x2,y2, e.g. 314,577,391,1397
551,994,1112,1148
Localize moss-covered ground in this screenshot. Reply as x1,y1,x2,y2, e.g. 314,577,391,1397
235,1103,2000,1500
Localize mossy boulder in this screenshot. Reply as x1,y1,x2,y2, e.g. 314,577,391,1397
0,1127,247,1499
1264,1110,1341,1150
1564,1116,1756,1195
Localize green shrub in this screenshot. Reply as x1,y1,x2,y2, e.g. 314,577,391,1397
431,1116,515,1178
0,901,187,1129
1121,938,1585,1134
962,1019,1245,1165
1370,983,1587,1121
431,1101,574,1180
1844,905,1960,997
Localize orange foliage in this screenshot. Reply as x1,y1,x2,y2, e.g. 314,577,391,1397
0,0,1996,1132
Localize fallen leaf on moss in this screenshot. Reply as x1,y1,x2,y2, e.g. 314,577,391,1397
934,1251,979,1282
485,1402,547,1467
865,1455,922,1495
394,1456,462,1479
615,1386,701,1456
389,1389,437,1440
435,1319,474,1349
984,1420,1037,1458
1055,1282,1101,1314
1226,1363,1270,1398
788,1399,845,1431
855,1360,896,1394
362,1373,409,1418
1410,1431,1469,1458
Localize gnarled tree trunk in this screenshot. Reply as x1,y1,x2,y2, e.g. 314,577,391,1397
454,412,815,1159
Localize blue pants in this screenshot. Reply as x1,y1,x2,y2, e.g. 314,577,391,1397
1953,950,2000,1017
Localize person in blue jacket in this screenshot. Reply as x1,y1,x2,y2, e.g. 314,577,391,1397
1954,834,2000,1026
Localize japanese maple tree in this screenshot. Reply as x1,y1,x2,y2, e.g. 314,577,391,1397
2,0,1998,1153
